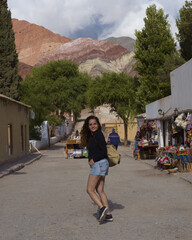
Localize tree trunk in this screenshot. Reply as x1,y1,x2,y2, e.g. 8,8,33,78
124,122,128,146
72,112,76,122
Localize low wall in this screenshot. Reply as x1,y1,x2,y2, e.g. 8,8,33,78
50,136,62,145
30,136,62,152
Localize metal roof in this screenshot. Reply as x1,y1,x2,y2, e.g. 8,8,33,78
135,113,146,119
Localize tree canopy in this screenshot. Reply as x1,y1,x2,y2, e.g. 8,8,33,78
0,0,20,99
87,72,139,145
20,60,91,125
134,4,176,111
156,52,185,96
176,0,192,61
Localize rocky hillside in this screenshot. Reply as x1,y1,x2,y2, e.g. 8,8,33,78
79,51,136,77
36,37,129,65
36,38,137,77
13,19,137,78
18,62,33,79
104,36,135,51
12,19,71,66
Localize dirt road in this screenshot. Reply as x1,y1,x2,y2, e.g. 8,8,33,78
0,142,192,240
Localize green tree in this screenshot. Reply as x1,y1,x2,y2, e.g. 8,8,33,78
134,4,176,111
87,72,139,146
156,52,185,96
46,114,63,137
176,0,192,61
0,0,20,99
20,60,90,126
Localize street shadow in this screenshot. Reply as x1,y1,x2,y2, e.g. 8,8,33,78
11,172,27,175
118,142,124,147
48,144,65,151
92,199,124,220
108,200,125,212
76,119,86,122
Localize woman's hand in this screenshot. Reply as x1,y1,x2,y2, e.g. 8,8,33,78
89,159,94,166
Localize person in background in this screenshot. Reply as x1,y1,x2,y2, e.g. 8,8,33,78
108,128,120,150
135,131,141,141
75,129,79,138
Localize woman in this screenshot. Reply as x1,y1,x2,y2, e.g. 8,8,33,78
80,115,113,223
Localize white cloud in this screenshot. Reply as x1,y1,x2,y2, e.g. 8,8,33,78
7,0,186,40
99,3,156,40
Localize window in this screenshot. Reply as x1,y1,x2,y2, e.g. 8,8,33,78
8,124,13,155
25,108,28,119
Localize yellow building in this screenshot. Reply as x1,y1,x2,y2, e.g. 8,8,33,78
0,94,31,165
101,118,137,143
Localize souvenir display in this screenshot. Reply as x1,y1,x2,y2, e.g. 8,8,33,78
133,120,158,159
185,113,192,147
156,131,192,172
135,112,192,172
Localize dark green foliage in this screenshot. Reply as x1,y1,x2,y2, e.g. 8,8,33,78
45,114,63,137
156,52,186,96
29,125,41,140
134,4,176,111
87,72,140,145
0,0,20,99
20,60,90,126
46,115,63,127
176,1,192,61
88,72,139,115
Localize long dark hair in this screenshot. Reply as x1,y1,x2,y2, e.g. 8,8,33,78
80,115,101,148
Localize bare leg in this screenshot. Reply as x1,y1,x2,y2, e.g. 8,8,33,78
87,174,104,209
96,176,111,214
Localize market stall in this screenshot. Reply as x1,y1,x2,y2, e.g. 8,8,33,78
156,112,192,172
156,146,192,172
133,120,158,159
65,139,88,159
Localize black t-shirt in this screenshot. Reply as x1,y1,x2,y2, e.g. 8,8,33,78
87,130,108,163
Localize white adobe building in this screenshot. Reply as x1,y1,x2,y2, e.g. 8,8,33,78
146,59,192,148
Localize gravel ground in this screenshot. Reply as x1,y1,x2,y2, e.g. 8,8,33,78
0,142,192,240
126,148,192,185
1,108,192,240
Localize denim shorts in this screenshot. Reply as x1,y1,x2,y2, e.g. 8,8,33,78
89,158,109,176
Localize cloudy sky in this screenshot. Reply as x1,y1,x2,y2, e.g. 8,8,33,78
7,0,186,41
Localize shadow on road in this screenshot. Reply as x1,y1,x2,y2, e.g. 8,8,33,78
93,199,124,220
48,144,65,151
108,199,125,212
11,172,27,175
76,119,86,122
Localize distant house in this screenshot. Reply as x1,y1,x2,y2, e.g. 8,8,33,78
95,105,137,143
0,94,31,165
100,117,137,142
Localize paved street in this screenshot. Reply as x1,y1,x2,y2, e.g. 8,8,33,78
0,142,192,240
